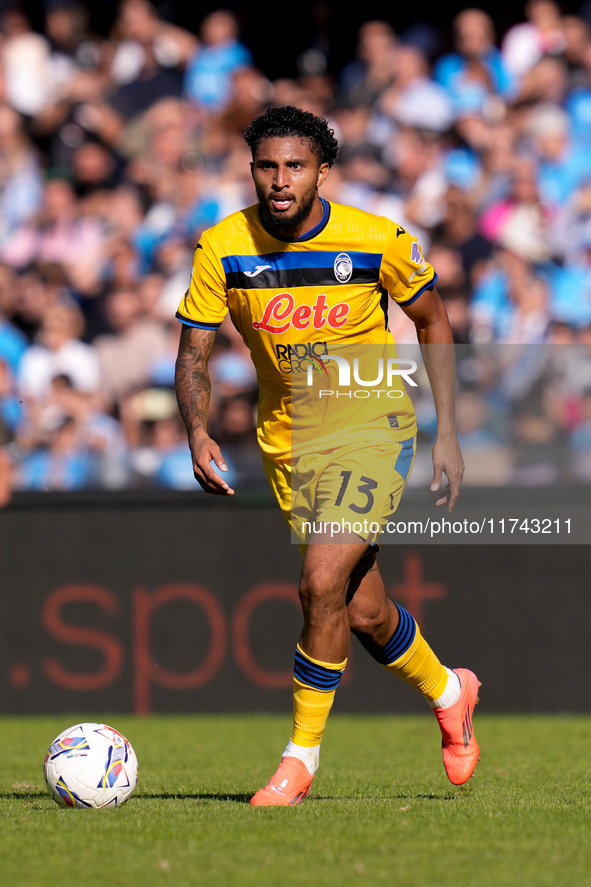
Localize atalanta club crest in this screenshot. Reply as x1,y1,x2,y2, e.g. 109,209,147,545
334,253,353,283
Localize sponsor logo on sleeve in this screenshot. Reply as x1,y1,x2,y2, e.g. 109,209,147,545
410,242,425,266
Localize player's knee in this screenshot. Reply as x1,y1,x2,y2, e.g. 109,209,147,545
298,570,345,617
347,598,389,637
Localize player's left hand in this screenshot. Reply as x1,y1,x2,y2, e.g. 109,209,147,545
430,433,464,511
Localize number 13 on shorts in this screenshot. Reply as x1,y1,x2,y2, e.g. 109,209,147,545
292,437,416,545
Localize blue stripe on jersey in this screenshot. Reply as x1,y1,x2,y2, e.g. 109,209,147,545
373,605,417,665
257,196,332,242
220,250,383,276
296,197,331,241
175,311,221,330
394,437,415,482
398,273,438,306
294,648,344,691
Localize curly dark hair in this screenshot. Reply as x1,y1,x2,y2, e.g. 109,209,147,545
242,106,339,167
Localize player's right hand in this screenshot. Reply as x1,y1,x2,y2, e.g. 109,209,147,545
189,433,235,495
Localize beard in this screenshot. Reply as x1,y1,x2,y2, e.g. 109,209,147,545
257,184,318,237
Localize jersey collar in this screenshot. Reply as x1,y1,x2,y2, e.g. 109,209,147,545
258,197,331,243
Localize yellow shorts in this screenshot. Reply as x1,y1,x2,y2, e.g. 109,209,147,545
262,437,416,549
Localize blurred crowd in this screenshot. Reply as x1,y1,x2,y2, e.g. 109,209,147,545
1,0,591,500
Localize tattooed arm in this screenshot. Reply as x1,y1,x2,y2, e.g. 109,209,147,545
174,324,235,495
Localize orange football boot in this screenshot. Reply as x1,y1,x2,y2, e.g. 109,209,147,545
434,668,481,785
250,756,314,807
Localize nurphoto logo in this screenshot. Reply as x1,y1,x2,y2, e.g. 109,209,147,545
304,353,418,399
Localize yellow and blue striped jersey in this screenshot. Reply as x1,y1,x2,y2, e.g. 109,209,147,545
176,199,436,459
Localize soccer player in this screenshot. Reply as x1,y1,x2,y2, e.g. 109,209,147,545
175,106,480,806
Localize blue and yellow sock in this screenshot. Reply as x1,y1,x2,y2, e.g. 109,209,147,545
365,605,451,705
292,644,347,745
283,644,347,774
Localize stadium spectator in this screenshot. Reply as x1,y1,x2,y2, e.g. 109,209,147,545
337,20,397,108
44,1,101,73
0,103,44,239
18,302,101,400
94,286,168,407
387,127,447,230
470,246,551,343
40,1,105,132
21,371,127,469
183,10,252,114
31,8,113,163
15,414,97,490
526,102,591,205
433,8,515,109
379,43,454,133
200,65,272,157
501,0,566,80
0,176,107,295
130,413,205,489
478,156,559,269
0,5,51,118
111,0,196,88
562,14,591,91
517,53,569,106
436,185,494,284
70,139,118,199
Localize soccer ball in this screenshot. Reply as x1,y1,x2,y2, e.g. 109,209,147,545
43,722,138,809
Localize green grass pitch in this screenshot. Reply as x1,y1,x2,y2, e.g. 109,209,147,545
2,713,591,887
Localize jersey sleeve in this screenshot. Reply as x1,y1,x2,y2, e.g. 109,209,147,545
379,221,437,306
176,232,228,329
